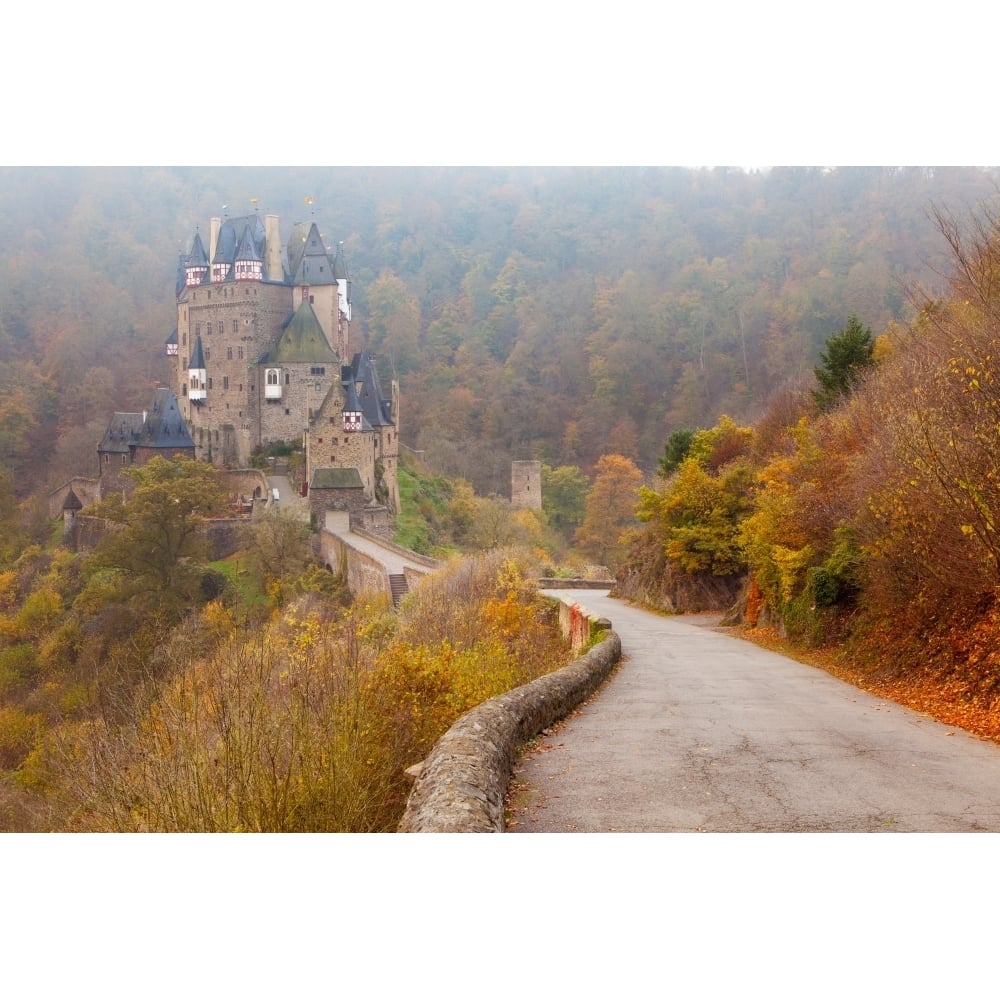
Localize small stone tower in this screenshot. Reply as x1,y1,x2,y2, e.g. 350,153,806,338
511,460,542,510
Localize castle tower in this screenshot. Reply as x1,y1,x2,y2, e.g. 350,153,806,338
511,460,542,510
171,205,397,518
61,487,83,542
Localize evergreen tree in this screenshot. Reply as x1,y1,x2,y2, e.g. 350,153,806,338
658,429,695,476
812,316,876,411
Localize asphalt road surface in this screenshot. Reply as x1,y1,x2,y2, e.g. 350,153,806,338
510,591,1000,832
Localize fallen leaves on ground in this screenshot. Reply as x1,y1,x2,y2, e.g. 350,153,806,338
742,626,1000,743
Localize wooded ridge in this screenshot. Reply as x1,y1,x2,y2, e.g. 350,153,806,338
6,166,1000,831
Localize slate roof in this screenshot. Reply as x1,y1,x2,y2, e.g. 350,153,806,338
190,335,206,370
99,412,146,453
287,221,337,286
189,231,209,266
310,467,364,489
62,487,83,512
137,388,195,450
340,369,370,431
214,214,265,263
235,223,262,262
178,233,210,293
98,389,194,455
333,242,350,281
265,300,338,364
346,352,394,428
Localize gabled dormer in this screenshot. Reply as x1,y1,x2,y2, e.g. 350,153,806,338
185,232,210,287
188,336,207,402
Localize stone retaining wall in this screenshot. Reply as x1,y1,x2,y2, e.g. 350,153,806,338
536,577,615,589
398,599,621,833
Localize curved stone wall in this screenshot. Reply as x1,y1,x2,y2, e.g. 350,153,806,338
398,625,621,833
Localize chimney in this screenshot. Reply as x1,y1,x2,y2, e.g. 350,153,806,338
210,216,221,265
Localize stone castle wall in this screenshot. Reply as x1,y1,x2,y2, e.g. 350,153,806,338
48,478,101,519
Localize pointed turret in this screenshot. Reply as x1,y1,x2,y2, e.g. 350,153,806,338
341,362,366,433
62,487,83,540
185,231,210,287
234,223,263,281
188,336,207,401
288,221,337,287
212,221,235,282
165,329,178,357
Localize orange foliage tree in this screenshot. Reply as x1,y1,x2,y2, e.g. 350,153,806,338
575,454,644,569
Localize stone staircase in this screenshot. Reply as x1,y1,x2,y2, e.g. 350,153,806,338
389,573,409,607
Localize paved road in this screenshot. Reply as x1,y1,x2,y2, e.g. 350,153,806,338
510,591,1000,832
266,475,310,520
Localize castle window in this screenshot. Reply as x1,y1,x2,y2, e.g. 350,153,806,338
196,323,201,337
310,367,325,376
182,332,187,346
223,376,229,390
232,320,238,334
207,322,212,336
205,349,211,361
121,454,127,466
285,408,290,415
285,373,290,385
238,347,244,360
266,370,279,386
227,347,233,360
208,377,213,389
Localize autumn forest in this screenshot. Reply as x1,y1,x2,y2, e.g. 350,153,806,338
5,165,1000,830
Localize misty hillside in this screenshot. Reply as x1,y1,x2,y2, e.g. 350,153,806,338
3,165,998,498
